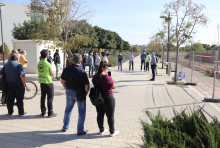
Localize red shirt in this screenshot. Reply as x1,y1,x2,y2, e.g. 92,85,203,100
92,74,114,95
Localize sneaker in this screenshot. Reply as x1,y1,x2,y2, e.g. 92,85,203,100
100,129,108,135
77,130,88,136
48,113,57,118
110,130,119,137
8,113,12,116
41,113,46,117
19,112,27,116
150,79,155,81
62,129,67,132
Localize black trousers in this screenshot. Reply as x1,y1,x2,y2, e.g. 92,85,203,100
7,82,25,115
40,83,54,115
151,65,156,80
95,94,115,134
146,62,150,71
129,61,134,70
141,60,145,70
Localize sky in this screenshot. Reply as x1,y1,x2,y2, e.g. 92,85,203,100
2,0,220,46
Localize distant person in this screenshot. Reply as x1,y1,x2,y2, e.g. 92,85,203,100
95,53,101,71
145,52,151,72
129,52,134,71
140,51,146,71
54,49,61,80
37,49,57,118
61,53,90,135
150,52,157,81
87,51,94,78
20,50,28,74
118,52,123,71
82,54,87,70
0,54,27,116
17,49,22,59
103,53,108,63
8,49,18,62
47,51,53,65
92,61,119,137
104,50,111,57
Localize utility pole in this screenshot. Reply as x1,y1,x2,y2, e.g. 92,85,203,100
217,23,219,47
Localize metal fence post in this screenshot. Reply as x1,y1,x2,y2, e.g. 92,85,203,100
181,51,183,71
189,51,191,67
212,51,218,99
191,51,195,83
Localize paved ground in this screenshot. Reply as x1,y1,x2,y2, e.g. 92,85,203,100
1,57,220,148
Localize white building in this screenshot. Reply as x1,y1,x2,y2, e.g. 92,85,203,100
0,2,29,50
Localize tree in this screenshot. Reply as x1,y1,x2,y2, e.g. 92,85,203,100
163,0,209,82
191,42,206,51
211,44,217,49
202,44,211,50
131,46,137,52
0,42,10,55
123,41,130,51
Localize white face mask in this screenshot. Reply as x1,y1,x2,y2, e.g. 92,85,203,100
25,53,27,56
143,52,145,54
91,53,93,55
119,54,121,55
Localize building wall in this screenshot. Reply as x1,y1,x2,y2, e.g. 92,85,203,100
1,2,29,51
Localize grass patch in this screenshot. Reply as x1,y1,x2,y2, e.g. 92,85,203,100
167,81,185,85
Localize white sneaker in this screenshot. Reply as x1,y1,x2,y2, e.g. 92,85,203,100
110,130,119,137
100,129,108,135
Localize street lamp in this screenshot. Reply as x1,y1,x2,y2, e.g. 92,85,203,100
160,12,170,73
0,3,5,65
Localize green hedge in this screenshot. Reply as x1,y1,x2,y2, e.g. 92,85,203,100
0,42,10,55
140,107,220,148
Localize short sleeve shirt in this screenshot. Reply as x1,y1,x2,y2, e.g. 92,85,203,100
61,64,89,90
0,61,25,83
37,60,52,84
92,74,114,95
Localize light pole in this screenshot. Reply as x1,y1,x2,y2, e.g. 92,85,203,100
160,12,170,73
0,3,5,65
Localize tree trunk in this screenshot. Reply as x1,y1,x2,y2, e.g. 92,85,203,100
162,45,164,68
63,51,66,68
78,47,80,53
174,45,180,83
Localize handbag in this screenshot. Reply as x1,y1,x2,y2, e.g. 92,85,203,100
89,75,110,106
68,67,86,102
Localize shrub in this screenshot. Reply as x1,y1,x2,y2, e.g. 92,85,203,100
140,107,220,148
205,69,214,77
0,42,10,55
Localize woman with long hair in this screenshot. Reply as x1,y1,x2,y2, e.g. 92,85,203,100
92,61,119,137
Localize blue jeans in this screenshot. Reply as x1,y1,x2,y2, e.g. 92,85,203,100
89,64,94,77
118,62,122,71
63,89,86,134
83,63,86,70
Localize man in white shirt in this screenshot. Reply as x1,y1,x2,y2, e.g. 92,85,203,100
95,53,101,71
129,53,134,71
103,53,108,63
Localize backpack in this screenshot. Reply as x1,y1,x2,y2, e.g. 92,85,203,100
89,75,108,106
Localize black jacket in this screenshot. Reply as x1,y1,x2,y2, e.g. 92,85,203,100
53,53,60,64
118,55,123,62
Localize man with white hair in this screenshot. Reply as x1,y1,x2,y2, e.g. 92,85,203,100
150,52,157,81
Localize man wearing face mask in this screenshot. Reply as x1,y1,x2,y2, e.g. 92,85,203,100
47,51,53,65
87,51,94,78
150,52,157,81
129,53,134,71
20,50,28,74
118,52,123,71
54,49,61,80
140,51,146,71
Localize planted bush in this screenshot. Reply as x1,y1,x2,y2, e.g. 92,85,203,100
140,107,220,148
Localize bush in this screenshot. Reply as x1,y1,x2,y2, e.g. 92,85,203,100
140,107,220,148
0,42,10,55
205,69,214,77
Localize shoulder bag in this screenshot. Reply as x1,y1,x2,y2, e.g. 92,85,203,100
68,67,86,102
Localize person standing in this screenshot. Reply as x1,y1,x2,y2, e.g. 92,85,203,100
129,53,134,71
8,49,18,62
37,49,57,118
20,50,28,74
150,52,157,81
47,50,53,65
17,49,22,60
54,49,61,80
145,52,151,72
92,61,119,136
140,51,146,71
87,51,94,78
118,52,123,71
82,54,87,70
61,53,90,135
0,54,27,116
95,53,101,71
103,53,109,63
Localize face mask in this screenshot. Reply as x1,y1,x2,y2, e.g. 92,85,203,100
143,52,145,54
25,53,27,56
49,53,51,55
91,53,93,55
119,54,121,55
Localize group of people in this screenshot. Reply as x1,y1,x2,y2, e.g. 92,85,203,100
140,51,158,81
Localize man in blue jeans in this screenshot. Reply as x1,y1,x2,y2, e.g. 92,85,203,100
87,51,94,78
118,52,123,71
61,53,90,135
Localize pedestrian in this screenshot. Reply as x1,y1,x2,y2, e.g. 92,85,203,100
156,56,158,75
150,52,157,81
20,50,28,74
140,51,146,71
8,49,18,62
54,49,61,80
47,50,53,65
93,51,97,71
103,53,108,63
92,61,119,136
0,54,27,116
37,49,57,118
61,53,90,135
95,53,101,71
17,49,22,59
87,51,94,78
104,50,111,57
145,52,151,72
82,54,87,70
129,52,134,71
118,52,123,71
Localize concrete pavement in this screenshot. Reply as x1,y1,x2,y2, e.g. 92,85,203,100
0,57,220,148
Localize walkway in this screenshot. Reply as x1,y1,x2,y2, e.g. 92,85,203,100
0,56,220,148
